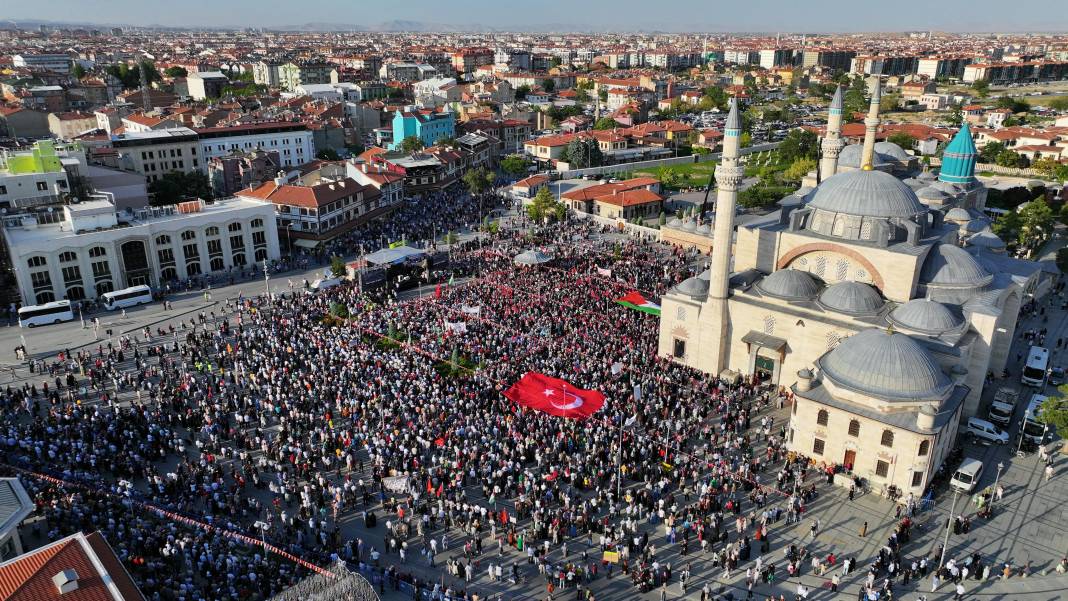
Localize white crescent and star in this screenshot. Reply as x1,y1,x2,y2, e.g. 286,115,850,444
543,387,584,410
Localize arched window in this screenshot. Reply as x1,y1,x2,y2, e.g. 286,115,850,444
27,256,47,268
848,420,860,437
206,226,220,237
254,247,268,262
250,218,264,228
35,291,55,304
181,230,197,241
816,409,828,426
88,246,107,258
156,234,172,245
59,251,78,263
918,440,930,457
65,286,85,301
228,222,243,232
880,430,895,448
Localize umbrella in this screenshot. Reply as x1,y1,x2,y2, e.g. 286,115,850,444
513,250,553,266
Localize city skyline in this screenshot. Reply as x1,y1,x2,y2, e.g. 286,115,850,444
5,0,1068,33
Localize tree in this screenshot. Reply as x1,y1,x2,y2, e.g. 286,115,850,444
1049,97,1068,111
462,167,495,196
971,80,990,98
991,210,1021,242
995,147,1024,168
147,171,212,206
399,136,424,154
543,79,555,93
880,92,900,113
564,137,603,169
739,186,789,209
164,66,188,78
316,148,340,161
947,103,963,127
71,63,86,79
515,85,530,100
593,117,618,130
979,141,1006,164
1058,248,1068,273
330,256,347,278
435,136,457,148
500,154,531,176
598,90,608,102
656,166,681,189
782,158,816,183
995,96,1030,114
886,132,917,152
1018,197,1055,247
740,132,752,148
527,186,565,222
1038,392,1068,444
777,129,819,163
842,76,869,117
105,60,160,90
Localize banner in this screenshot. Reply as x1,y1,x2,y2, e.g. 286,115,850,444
383,476,410,493
461,305,482,316
603,551,619,564
597,267,613,277
389,240,407,249
502,372,606,419
444,321,467,333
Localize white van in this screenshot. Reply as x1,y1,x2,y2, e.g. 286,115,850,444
965,417,1009,445
311,277,343,291
951,458,984,493
987,387,1018,426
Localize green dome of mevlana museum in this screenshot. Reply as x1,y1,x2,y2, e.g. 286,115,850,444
938,123,978,186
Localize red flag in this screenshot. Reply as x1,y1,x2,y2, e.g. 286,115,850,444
434,436,446,447
426,479,433,493
502,372,606,420
434,283,442,299
436,483,443,497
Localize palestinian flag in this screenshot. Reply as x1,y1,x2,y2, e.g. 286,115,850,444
615,291,661,316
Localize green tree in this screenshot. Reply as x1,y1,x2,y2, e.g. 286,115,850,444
991,210,1021,241
1038,393,1068,443
435,136,457,148
147,171,212,206
316,148,340,161
777,129,819,163
1049,97,1068,111
739,185,790,209
527,186,565,222
1018,198,1055,247
106,60,161,90
462,167,495,196
598,90,608,102
399,136,424,153
593,117,618,130
330,256,347,278
543,79,555,93
979,141,1006,164
843,76,869,116
947,103,963,127
656,166,681,189
880,92,900,113
500,154,531,176
782,158,816,183
515,84,530,100
164,66,188,78
971,80,990,98
995,147,1024,168
886,132,917,151
740,132,752,148
71,63,86,79
995,96,1030,114
564,137,603,168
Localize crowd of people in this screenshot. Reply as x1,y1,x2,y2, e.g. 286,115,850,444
0,199,1037,601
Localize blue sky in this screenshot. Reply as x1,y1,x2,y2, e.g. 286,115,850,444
6,0,1067,31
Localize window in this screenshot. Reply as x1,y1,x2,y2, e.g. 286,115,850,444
880,430,894,448
88,246,106,258
0,185,6,195
918,440,930,457
156,234,171,245
673,338,686,359
37,181,48,191
812,438,825,455
251,218,264,228
911,471,924,488
875,460,889,478
61,266,82,285
816,409,828,426
183,243,200,261
58,251,77,263
228,222,243,232
181,230,197,241
27,256,47,268
229,235,245,253
210,257,224,271
205,226,220,237
848,420,860,437
91,261,111,278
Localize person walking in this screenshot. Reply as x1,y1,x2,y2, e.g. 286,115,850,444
859,521,867,537
955,582,965,599
831,573,840,592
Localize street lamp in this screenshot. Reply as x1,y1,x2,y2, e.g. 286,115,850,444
939,488,961,570
990,462,1004,513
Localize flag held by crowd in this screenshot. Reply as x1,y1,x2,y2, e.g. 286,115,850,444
597,267,612,277
503,372,606,419
615,291,661,316
444,321,467,333
383,475,410,493
461,305,481,316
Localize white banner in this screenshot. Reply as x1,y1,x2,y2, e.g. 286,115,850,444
445,321,468,333
461,305,481,316
597,267,612,277
383,475,410,493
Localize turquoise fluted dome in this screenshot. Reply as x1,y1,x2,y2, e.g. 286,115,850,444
939,123,977,186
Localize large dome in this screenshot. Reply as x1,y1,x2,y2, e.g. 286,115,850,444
818,329,954,401
818,281,884,315
675,276,709,298
838,144,892,169
756,269,821,300
921,243,992,288
808,169,928,218
888,299,964,334
874,141,911,161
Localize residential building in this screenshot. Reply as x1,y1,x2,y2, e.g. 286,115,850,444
0,141,81,209
186,71,229,100
111,128,203,180
389,109,456,150
801,50,856,71
346,160,405,208
511,174,549,198
12,53,71,74
413,76,462,107
759,48,795,70
253,59,285,88
0,531,146,600
452,48,494,75
0,106,50,139
208,149,282,197
195,122,315,169
916,56,971,80
380,62,439,82
3,195,279,302
459,118,532,154
120,113,184,133
47,111,97,140
278,61,333,92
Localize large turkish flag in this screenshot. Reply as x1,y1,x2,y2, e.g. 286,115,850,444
503,372,606,419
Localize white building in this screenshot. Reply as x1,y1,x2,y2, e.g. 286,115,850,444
12,53,71,74
3,195,280,304
0,478,33,561
195,122,315,169
186,71,229,100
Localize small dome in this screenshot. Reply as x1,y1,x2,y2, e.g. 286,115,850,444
808,169,927,218
818,281,884,315
888,299,964,334
917,171,937,181
916,186,949,202
681,220,698,232
698,268,712,281
966,230,1006,249
944,207,972,223
902,177,925,189
838,144,892,168
921,243,992,288
964,218,989,233
695,223,711,236
667,217,683,228
818,329,954,401
875,141,911,161
756,269,821,301
675,276,709,298
931,180,963,195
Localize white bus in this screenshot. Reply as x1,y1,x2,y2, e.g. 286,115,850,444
1021,346,1049,387
1021,394,1048,444
101,285,154,311
18,300,75,328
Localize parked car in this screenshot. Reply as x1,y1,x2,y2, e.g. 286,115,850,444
1048,366,1065,386
950,458,984,493
965,417,1009,445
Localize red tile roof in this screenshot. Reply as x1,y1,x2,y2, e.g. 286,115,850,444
0,532,145,601
239,177,375,208
594,188,664,207
513,174,549,189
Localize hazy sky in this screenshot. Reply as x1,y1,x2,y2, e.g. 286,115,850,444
6,0,1067,32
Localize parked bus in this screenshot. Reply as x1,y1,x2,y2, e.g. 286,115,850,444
17,300,74,328
1021,346,1050,387
101,285,154,311
1022,394,1048,445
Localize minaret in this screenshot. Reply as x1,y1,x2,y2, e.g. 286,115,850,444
698,98,745,376
819,85,845,178
860,77,882,169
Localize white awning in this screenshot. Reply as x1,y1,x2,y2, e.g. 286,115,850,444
293,238,320,249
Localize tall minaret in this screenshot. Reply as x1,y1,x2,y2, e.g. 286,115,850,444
860,77,882,169
819,85,845,178
698,98,745,376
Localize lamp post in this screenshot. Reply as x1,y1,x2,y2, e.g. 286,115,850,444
262,260,270,301
990,461,1004,513
939,488,961,570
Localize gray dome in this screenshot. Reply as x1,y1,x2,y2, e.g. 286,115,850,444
818,329,954,401
698,268,712,280
888,299,964,334
916,186,949,202
818,281,884,315
675,276,709,298
917,171,937,181
808,169,927,218
901,177,925,189
681,220,698,232
695,223,712,236
944,207,972,223
667,217,683,228
966,230,1006,249
964,218,989,233
875,141,911,161
931,180,963,194
963,289,1001,311
756,269,821,300
921,243,992,288
838,144,892,168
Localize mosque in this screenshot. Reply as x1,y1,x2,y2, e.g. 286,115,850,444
657,80,1044,495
